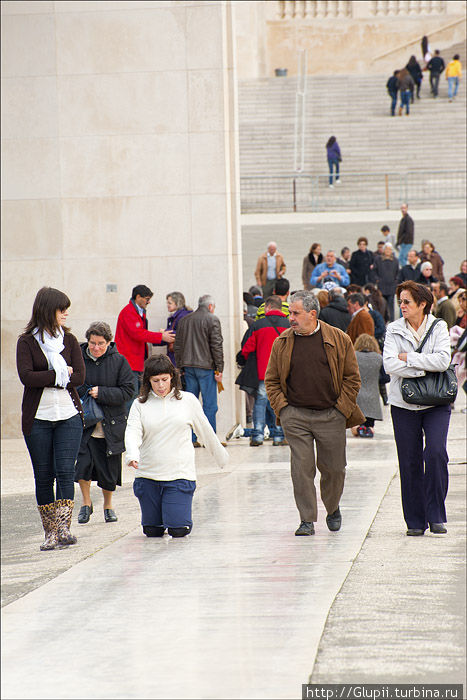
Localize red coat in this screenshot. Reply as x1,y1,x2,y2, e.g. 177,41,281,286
115,301,163,371
241,310,290,380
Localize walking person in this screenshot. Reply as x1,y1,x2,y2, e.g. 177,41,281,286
254,241,287,298
174,294,224,444
427,50,445,97
75,322,134,525
302,243,323,290
446,54,462,102
396,203,415,268
326,136,341,188
374,243,400,322
126,355,228,538
164,292,192,367
16,287,85,550
397,69,414,115
383,281,452,536
349,236,375,287
406,55,423,100
265,290,364,536
386,70,400,116
352,334,383,438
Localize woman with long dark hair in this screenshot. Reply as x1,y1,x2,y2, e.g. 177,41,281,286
326,136,341,188
125,355,228,538
302,243,323,290
406,55,423,100
16,287,85,550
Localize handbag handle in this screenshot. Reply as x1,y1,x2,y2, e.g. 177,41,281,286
415,318,442,354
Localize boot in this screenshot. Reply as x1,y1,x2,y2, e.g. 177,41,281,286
56,499,77,546
37,503,58,551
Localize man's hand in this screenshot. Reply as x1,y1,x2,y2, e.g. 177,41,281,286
128,460,139,469
214,372,223,383
89,386,98,398
161,330,175,343
331,270,341,280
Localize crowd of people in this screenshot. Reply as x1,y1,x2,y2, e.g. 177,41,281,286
16,204,465,548
386,40,462,116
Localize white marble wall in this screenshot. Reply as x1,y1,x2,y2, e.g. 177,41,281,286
1,0,243,438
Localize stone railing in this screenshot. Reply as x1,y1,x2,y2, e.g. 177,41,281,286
275,0,455,19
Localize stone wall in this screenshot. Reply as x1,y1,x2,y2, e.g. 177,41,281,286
1,0,243,439
235,0,466,77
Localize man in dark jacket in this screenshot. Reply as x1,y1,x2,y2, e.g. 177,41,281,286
396,203,414,268
427,50,445,97
319,288,351,331
386,70,399,116
242,296,290,446
174,294,224,442
349,237,375,286
397,70,414,115
398,248,421,283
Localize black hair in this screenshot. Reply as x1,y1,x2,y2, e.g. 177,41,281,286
274,278,290,296
132,285,153,300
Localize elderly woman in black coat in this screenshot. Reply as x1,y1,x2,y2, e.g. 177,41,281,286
374,243,400,322
75,321,134,524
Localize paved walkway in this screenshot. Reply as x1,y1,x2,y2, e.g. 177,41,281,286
1,403,465,699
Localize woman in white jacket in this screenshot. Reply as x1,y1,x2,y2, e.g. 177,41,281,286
383,281,452,537
125,355,228,538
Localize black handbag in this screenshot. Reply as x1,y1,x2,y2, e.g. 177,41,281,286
400,319,458,406
81,391,105,428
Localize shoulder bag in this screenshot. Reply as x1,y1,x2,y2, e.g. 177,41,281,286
400,319,458,406
81,390,105,428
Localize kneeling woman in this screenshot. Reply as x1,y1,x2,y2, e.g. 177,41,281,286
125,355,228,537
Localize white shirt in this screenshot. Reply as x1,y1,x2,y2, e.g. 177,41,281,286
35,388,78,421
125,390,229,481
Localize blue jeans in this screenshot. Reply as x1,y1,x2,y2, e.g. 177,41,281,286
252,381,284,443
400,90,411,114
184,367,218,440
389,91,397,116
328,158,340,185
24,414,83,505
133,477,196,531
398,243,412,268
448,76,459,99
430,72,440,96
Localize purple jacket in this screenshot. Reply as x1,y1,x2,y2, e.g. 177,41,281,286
164,307,192,366
327,142,341,161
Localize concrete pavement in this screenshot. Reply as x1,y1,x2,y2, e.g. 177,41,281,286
1,401,466,699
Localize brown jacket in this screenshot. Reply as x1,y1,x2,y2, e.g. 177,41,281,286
346,309,375,345
255,252,286,288
419,251,444,282
264,323,365,429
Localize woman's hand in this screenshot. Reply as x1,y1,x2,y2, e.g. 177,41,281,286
88,386,98,399
128,460,139,469
67,366,73,376
398,352,408,362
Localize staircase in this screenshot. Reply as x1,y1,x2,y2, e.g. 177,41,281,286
238,64,466,211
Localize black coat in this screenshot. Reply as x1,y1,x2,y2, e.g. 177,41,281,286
374,257,400,295
319,297,351,332
398,262,421,283
349,249,375,286
396,213,414,246
78,342,134,456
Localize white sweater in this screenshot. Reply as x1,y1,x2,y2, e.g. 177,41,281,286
124,390,229,481
383,314,451,410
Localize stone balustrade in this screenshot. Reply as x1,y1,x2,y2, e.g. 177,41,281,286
275,0,455,19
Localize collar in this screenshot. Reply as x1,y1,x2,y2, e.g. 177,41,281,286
406,315,428,343
352,307,364,318
436,296,448,305
150,389,175,400
294,321,320,336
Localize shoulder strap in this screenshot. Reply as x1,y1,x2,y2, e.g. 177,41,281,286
416,318,442,353
266,317,282,336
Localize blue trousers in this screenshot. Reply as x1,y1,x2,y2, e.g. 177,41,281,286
184,367,218,440
389,91,397,116
448,76,459,99
391,404,451,530
398,243,412,268
25,414,83,505
400,89,411,114
253,381,284,443
133,477,196,531
328,157,340,185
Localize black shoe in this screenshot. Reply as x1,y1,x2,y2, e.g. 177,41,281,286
326,507,342,531
249,439,263,446
406,528,425,536
429,522,447,534
295,521,315,536
104,509,118,523
77,503,93,524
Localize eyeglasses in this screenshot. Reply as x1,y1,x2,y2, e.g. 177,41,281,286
397,299,413,306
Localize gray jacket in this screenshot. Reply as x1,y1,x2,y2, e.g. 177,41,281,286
174,306,224,372
355,351,383,420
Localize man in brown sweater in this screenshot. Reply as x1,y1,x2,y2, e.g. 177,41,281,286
346,293,375,344
265,290,364,537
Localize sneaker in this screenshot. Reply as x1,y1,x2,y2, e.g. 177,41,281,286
335,179,341,185
225,423,243,441
357,426,374,438
326,507,342,532
249,439,263,446
273,439,288,446
398,106,403,116
329,184,334,189
295,521,315,536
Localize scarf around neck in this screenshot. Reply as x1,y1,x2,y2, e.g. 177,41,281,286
33,328,70,388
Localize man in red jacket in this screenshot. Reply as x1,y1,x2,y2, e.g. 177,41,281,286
241,296,290,446
115,285,175,404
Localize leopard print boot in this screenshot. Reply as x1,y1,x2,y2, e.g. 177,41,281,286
37,503,58,551
55,499,77,546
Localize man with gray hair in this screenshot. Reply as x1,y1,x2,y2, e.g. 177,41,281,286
265,290,364,536
255,241,287,298
174,295,224,445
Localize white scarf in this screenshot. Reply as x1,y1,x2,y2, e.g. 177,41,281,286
33,328,70,388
